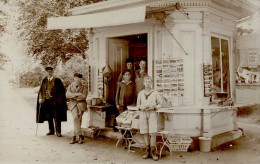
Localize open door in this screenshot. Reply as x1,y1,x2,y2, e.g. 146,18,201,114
106,38,129,104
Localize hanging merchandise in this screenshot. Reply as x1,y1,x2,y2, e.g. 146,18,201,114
203,63,213,97
102,64,112,85
98,69,104,98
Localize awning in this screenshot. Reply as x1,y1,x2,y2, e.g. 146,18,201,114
47,6,146,30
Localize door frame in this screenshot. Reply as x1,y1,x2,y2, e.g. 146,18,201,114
90,24,154,97
104,27,152,78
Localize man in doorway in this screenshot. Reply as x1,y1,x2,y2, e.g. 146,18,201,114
117,58,135,82
36,66,67,137
66,73,88,144
135,59,147,95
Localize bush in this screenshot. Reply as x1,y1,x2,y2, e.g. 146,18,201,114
19,55,90,89
19,56,89,88
56,55,89,89
19,67,45,87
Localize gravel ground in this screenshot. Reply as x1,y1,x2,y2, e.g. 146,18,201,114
1,70,260,164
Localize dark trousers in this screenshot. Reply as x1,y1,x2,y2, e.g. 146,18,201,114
48,118,61,133
45,100,61,133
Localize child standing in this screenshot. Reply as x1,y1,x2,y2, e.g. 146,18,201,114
115,69,136,113
66,73,88,144
136,76,162,161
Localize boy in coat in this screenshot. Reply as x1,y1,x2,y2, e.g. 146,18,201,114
115,69,136,142
66,73,88,144
115,69,136,114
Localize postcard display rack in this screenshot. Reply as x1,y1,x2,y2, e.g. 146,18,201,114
97,70,104,98
154,58,185,106
203,63,213,97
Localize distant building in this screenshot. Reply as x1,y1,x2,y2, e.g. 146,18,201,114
236,10,260,104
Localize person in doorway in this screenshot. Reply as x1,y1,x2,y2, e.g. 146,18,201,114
117,58,135,82
66,73,88,144
115,69,136,143
115,69,136,114
36,66,67,137
135,59,147,95
136,76,162,161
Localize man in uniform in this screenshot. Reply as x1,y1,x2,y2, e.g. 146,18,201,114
36,66,67,137
66,73,88,144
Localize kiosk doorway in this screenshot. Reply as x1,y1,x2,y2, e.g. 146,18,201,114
106,33,148,104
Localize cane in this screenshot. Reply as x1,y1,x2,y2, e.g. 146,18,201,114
35,102,42,136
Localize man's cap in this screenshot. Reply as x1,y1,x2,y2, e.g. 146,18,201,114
78,74,83,78
126,58,134,63
74,73,83,78
45,66,54,71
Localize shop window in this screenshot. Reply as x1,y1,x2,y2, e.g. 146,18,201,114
211,37,230,98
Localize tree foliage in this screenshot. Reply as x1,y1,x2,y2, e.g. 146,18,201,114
0,0,103,87
2,0,104,66
0,52,8,70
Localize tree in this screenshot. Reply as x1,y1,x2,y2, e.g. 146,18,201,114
0,52,8,70
1,0,104,66
0,0,104,87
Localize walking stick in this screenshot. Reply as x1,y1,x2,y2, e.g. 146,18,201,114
35,102,42,136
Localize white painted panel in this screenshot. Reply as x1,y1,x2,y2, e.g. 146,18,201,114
180,31,195,105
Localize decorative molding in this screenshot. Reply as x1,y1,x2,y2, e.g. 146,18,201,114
149,1,211,8
150,1,240,21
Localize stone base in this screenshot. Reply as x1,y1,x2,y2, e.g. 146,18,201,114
82,128,243,152
211,130,243,149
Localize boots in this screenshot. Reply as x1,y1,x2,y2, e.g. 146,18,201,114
46,131,54,136
150,146,159,161
78,135,84,144
70,136,77,144
142,145,150,159
56,131,62,137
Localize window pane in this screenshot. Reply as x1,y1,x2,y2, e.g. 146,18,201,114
211,37,221,95
221,39,230,93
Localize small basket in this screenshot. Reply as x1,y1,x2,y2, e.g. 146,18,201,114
168,135,193,152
